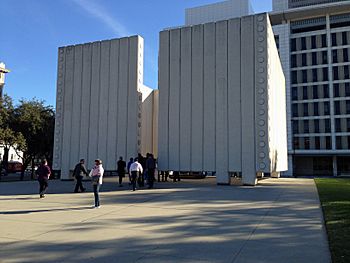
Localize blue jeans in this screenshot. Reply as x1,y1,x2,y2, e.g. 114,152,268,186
93,184,101,207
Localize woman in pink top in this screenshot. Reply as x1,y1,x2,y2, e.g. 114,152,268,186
90,159,104,208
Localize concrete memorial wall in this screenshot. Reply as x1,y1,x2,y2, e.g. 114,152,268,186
53,36,148,179
158,13,288,185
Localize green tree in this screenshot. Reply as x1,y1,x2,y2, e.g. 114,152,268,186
0,95,26,172
11,98,55,179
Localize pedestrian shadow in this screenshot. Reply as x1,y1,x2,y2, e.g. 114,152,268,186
0,206,92,215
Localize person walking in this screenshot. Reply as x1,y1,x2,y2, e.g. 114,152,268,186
89,159,104,208
130,158,143,191
127,157,134,185
146,154,156,189
36,159,51,198
73,159,88,193
117,156,126,187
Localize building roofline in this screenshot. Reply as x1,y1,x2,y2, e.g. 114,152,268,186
269,1,350,25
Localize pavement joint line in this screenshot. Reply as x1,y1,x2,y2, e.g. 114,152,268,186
230,188,285,263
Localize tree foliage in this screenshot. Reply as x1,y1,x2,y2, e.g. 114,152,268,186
0,95,55,178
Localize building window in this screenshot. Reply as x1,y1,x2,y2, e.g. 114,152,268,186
315,137,321,149
293,121,299,134
322,34,327,47
344,65,349,79
313,85,318,99
304,120,309,133
292,104,298,117
291,38,296,52
312,52,317,65
332,33,337,46
347,118,350,132
335,101,341,115
305,137,310,149
323,85,329,98
325,119,331,133
342,32,348,46
302,53,307,66
333,50,338,63
334,83,340,97
324,101,330,115
336,118,341,132
322,51,328,64
304,103,309,116
314,119,320,133
314,102,319,115
326,137,331,149
291,54,297,68
323,67,328,81
311,35,316,49
301,37,306,50
344,48,349,62
292,71,297,84
312,69,318,82
336,136,342,149
333,67,339,80
346,100,350,114
303,86,308,99
292,87,298,100
293,137,300,149
346,83,350,97
302,70,308,83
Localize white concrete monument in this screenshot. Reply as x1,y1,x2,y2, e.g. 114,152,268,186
158,13,288,185
53,36,156,179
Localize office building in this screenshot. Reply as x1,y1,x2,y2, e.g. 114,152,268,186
271,0,350,176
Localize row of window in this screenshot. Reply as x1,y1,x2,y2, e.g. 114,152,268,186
291,51,328,68
293,136,331,150
291,68,329,84
332,48,349,63
292,102,330,117
291,34,327,52
333,65,350,80
331,32,350,47
335,118,350,132
292,85,329,100
293,119,331,134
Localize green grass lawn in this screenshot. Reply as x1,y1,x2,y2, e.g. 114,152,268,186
315,178,350,263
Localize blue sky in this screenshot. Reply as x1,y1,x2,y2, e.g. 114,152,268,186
1,0,272,107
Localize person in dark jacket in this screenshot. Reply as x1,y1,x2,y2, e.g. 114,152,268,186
117,156,126,187
73,159,88,193
146,154,156,189
36,159,51,198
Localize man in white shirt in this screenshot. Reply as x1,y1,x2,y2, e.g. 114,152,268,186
130,158,143,191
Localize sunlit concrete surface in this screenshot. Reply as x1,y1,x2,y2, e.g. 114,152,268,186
0,178,330,263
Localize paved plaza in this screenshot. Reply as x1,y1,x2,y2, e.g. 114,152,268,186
0,177,331,263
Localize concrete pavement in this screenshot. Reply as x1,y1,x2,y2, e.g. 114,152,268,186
0,177,331,263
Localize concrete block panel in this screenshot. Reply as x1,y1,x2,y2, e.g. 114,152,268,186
180,27,192,171
54,36,148,179
203,23,216,172
158,13,287,185
191,24,204,171
158,31,170,170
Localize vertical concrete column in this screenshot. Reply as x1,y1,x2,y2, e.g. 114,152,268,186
98,41,111,168
106,39,120,168
79,44,93,171
169,29,181,171
180,27,192,171
203,23,216,173
116,38,129,160
158,31,170,171
61,46,75,178
215,20,229,184
191,25,204,172
241,16,257,186
228,18,242,173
